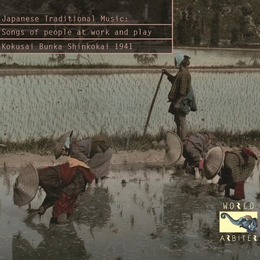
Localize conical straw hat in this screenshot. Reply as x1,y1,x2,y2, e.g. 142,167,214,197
164,131,183,166
203,146,224,180
53,130,73,159
13,163,39,206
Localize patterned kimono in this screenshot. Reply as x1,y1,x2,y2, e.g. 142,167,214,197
222,150,256,182
219,149,257,200
183,133,211,167
70,134,113,179
167,66,196,140
38,163,95,218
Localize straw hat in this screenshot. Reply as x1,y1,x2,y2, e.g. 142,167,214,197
13,163,39,206
164,131,183,166
53,130,73,159
203,146,224,180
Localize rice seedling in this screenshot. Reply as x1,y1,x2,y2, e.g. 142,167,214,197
109,193,115,203
198,218,203,229
201,222,214,238
147,206,152,214
132,192,137,203
145,183,150,193
3,162,7,173
14,231,22,239
130,214,134,226
3,171,11,195
231,254,239,260
99,211,103,219
159,196,163,204
159,212,163,222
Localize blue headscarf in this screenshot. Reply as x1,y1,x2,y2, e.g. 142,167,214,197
64,137,70,149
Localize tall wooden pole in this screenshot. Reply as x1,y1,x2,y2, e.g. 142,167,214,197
143,72,164,136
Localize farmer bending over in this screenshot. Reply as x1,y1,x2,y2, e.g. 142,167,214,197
54,131,114,184
182,132,218,178
218,148,257,200
13,160,96,224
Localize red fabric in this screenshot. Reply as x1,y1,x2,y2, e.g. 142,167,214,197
52,193,78,218
234,181,245,200
60,163,96,185
242,148,258,160
199,159,204,170
78,167,96,184
59,163,76,185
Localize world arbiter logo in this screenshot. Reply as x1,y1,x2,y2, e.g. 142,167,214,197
219,209,258,242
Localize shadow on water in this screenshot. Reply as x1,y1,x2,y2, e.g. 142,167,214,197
12,222,92,260
0,166,260,260
72,185,112,236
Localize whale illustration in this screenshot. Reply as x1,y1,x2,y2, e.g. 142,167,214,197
221,213,257,232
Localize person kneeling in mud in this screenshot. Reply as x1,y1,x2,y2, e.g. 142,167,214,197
218,148,257,200
182,132,218,178
54,131,113,184
13,159,96,224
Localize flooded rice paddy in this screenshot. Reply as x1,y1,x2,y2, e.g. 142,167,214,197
1,71,260,140
1,164,260,260
1,48,260,140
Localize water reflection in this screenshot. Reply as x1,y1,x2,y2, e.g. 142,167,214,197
2,169,12,195
72,185,111,230
1,167,260,260
10,174,111,259
12,221,92,260
163,169,260,258
162,179,213,251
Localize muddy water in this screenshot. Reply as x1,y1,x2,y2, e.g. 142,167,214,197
0,166,260,260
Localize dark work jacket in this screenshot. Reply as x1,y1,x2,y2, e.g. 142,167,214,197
168,86,197,115
38,163,96,211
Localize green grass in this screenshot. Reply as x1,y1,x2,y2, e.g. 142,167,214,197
1,62,260,70
0,128,259,155
0,135,55,155
213,128,260,148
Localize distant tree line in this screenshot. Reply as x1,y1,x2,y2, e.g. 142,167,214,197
174,0,260,47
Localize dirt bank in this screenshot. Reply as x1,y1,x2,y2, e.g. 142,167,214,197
0,149,165,169
1,146,259,170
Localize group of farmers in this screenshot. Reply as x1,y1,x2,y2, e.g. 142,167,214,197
163,53,259,201
13,54,259,224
